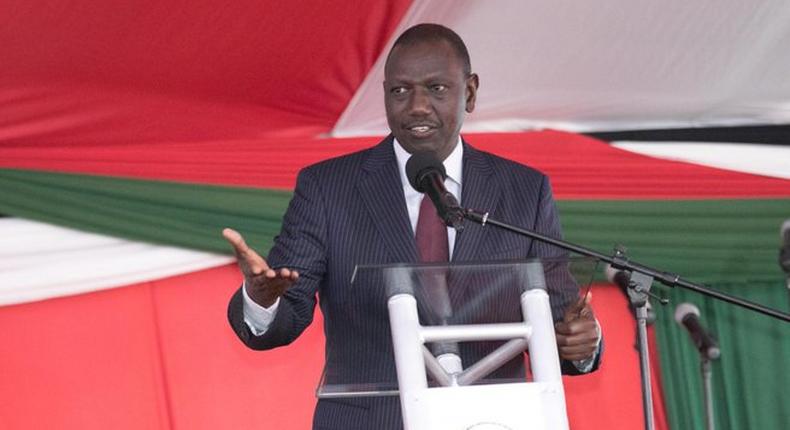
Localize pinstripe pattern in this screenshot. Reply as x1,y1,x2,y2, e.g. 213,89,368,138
227,136,599,429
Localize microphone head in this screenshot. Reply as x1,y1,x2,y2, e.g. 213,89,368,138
604,264,632,286
406,151,446,192
674,302,700,324
604,264,619,283
780,219,790,273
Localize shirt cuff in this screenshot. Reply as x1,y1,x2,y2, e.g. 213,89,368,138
571,318,602,373
242,281,280,336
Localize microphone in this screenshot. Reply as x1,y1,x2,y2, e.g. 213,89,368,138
605,264,631,290
779,219,790,291
405,151,464,230
605,264,655,324
674,303,720,360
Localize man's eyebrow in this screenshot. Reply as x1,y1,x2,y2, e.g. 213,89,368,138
384,80,415,89
387,73,452,84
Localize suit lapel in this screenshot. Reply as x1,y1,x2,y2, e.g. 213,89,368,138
452,142,501,262
356,136,419,263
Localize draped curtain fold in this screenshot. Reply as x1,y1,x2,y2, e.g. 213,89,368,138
2,140,789,430
2,1,790,427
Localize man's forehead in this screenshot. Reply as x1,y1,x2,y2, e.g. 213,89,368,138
387,39,456,66
384,40,463,79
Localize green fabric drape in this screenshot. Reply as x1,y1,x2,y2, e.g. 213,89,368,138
654,282,789,430
2,167,789,429
559,200,790,429
3,169,789,283
0,168,290,254
559,199,790,284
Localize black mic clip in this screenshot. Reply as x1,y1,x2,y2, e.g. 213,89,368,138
442,205,465,231
610,246,669,308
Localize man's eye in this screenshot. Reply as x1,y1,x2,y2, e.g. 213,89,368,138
391,87,407,95
431,84,447,92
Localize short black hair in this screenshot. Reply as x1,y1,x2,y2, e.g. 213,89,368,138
386,23,472,75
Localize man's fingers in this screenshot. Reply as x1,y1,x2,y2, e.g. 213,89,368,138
564,297,585,319
582,291,592,306
560,346,595,361
556,324,599,361
555,317,599,349
222,228,269,275
559,342,599,353
222,228,299,306
571,291,592,311
555,320,598,340
563,291,593,322
222,228,252,254
556,330,599,347
277,268,300,281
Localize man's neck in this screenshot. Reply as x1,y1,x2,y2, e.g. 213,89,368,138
392,136,464,189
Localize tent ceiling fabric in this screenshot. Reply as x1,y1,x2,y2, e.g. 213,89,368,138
3,1,788,147
0,82,331,146
0,218,232,306
333,0,790,137
0,0,412,144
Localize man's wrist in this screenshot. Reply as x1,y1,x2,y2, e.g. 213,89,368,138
570,319,602,372
242,282,280,336
244,281,279,308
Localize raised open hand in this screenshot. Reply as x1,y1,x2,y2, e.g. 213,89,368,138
222,228,299,307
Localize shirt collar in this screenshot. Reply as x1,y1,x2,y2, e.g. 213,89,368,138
393,136,463,189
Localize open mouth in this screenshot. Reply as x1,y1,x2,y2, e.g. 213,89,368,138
406,124,437,138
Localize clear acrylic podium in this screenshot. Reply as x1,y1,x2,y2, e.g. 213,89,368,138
317,258,595,430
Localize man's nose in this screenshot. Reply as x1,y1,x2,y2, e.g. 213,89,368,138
407,89,431,115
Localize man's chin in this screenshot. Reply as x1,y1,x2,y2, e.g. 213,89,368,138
394,136,440,155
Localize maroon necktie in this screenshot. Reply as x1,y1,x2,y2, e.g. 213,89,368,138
415,195,454,348
416,195,449,262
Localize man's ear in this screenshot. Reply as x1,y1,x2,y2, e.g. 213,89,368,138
465,73,479,113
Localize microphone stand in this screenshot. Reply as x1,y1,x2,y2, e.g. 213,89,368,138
701,355,716,430
450,206,790,430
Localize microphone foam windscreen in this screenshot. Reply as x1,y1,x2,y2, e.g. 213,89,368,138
674,302,700,323
405,151,446,192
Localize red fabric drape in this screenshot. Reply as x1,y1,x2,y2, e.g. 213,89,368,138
0,266,667,429
2,131,789,198
0,0,412,134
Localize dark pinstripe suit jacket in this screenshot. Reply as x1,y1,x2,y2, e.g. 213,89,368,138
228,136,600,429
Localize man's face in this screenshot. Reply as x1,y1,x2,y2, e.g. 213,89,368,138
384,40,478,161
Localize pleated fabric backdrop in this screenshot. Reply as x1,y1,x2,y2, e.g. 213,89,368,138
2,130,789,429
2,1,790,429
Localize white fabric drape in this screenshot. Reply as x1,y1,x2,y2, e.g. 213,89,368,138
333,0,790,137
0,218,232,306
612,142,790,180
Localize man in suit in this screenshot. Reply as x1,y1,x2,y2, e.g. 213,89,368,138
225,23,601,429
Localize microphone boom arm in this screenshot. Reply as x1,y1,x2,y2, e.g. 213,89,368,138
460,207,790,322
